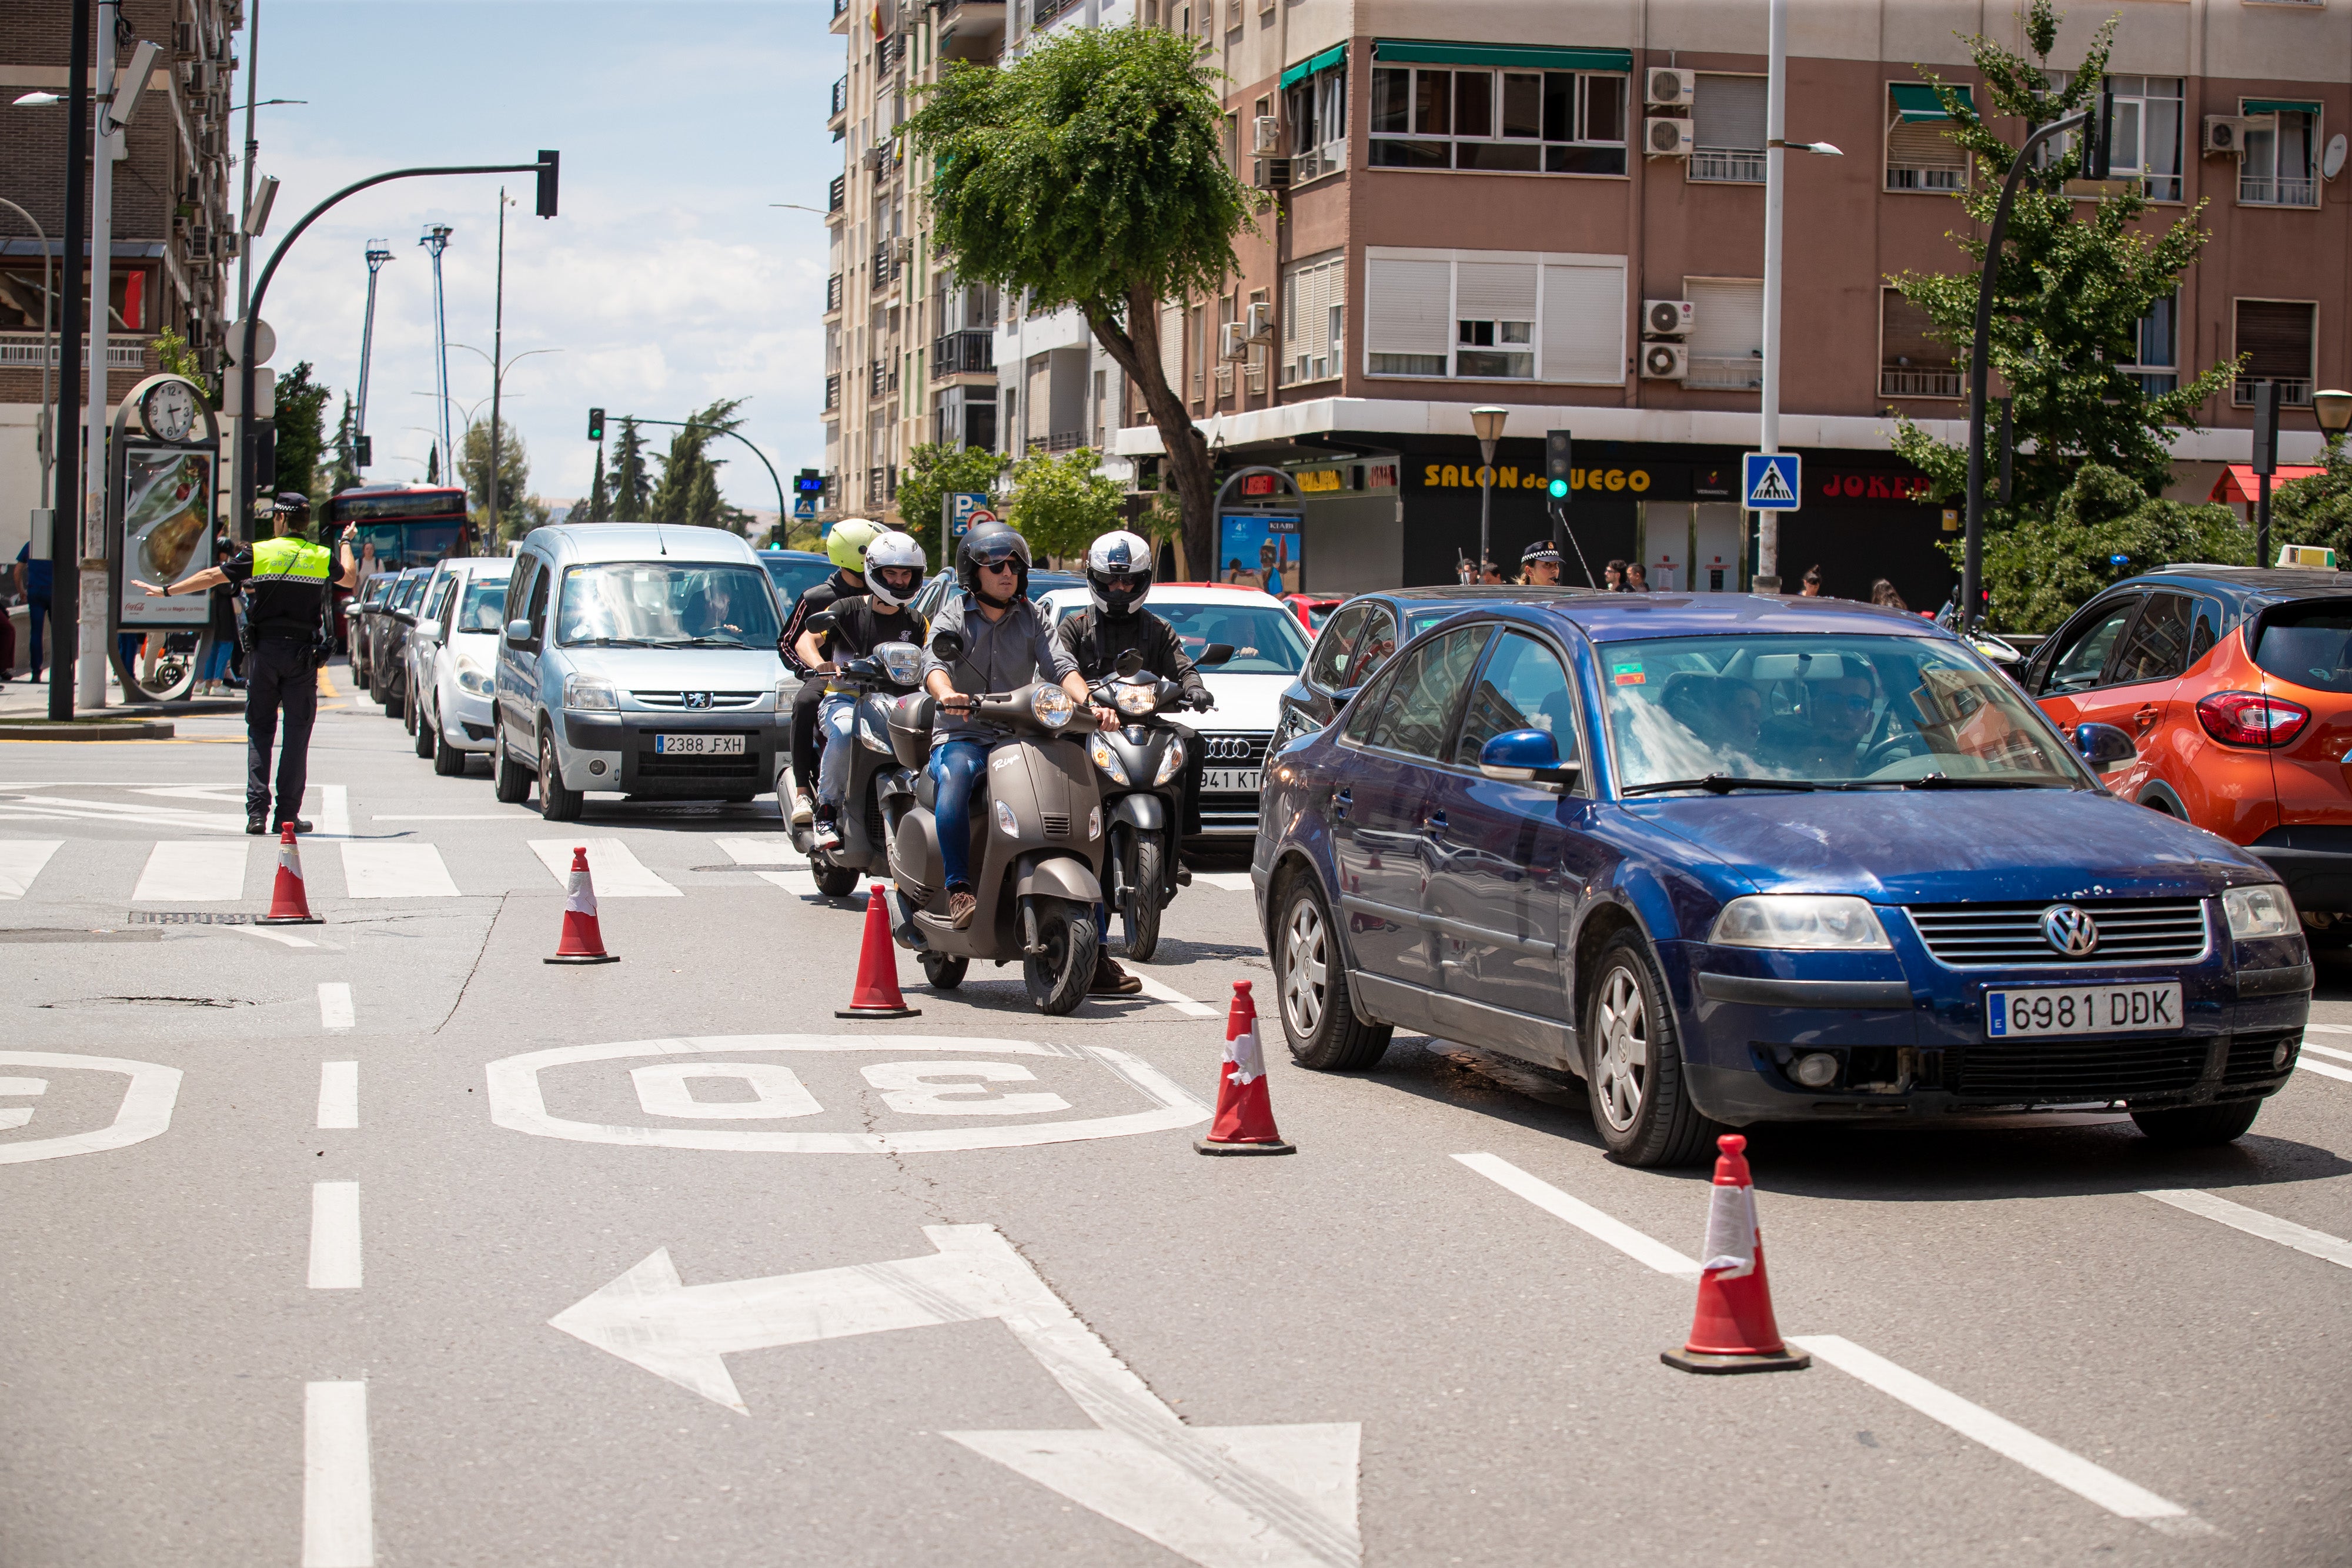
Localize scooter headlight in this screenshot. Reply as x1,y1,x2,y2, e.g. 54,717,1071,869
1088,733,1131,785
876,643,923,686
1115,683,1157,717
1031,686,1073,728
1152,738,1185,786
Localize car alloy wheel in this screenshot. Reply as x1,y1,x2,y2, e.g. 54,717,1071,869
1281,896,1328,1038
1593,965,1650,1133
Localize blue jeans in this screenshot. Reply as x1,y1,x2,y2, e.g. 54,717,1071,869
929,738,991,891
24,597,45,675
815,693,857,809
200,637,233,683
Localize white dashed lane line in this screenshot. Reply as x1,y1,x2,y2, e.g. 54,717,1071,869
308,1183,362,1290
317,983,354,1030
2141,1188,2352,1271
1187,871,1255,893
338,842,461,898
302,1381,374,1568
1125,965,1220,1019
316,1064,358,1131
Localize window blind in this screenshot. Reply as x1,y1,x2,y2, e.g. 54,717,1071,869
1685,278,1763,360
1158,303,1184,389
1364,258,1452,358
1539,261,1623,384
1693,75,1766,151
2236,300,2316,380
1879,290,1952,367
1455,260,1538,325
1887,122,1967,171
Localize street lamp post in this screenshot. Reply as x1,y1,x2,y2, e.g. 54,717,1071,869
1471,406,1507,580
0,199,56,511
487,189,510,541
448,341,560,539
2315,389,2352,466
353,239,393,473
420,224,455,486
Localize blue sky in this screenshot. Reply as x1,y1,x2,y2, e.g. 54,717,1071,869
260,0,841,514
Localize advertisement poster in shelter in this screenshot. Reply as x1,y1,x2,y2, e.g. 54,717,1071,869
117,444,215,630
1218,512,1302,596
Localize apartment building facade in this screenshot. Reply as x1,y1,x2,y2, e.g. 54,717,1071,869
1,0,242,568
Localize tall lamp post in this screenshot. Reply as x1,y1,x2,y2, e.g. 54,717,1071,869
419,223,456,486
1471,406,1508,580
353,239,393,473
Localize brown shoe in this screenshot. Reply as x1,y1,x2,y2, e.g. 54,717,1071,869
1088,955,1143,996
947,890,977,929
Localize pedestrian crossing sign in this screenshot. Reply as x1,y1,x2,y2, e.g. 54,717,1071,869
1742,452,1802,511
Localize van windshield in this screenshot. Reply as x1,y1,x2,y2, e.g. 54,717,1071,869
556,563,781,647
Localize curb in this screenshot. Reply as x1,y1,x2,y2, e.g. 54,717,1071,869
0,721,176,741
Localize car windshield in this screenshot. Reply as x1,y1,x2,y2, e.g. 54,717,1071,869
556,563,781,647
455,579,511,633
1600,633,2090,791
2252,601,2352,694
761,554,834,610
1153,602,1311,675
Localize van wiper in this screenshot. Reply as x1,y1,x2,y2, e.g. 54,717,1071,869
1899,773,2066,790
649,636,753,648
567,637,662,647
1621,774,1825,796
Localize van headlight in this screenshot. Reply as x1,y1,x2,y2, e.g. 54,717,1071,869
1710,895,1892,950
2224,884,2295,940
1115,683,1157,717
877,644,923,686
1153,739,1185,785
1031,686,1073,727
564,676,617,711
1088,733,1131,784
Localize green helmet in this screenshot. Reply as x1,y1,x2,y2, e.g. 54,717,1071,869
827,518,882,573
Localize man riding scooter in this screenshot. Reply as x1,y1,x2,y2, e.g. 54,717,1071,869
780,517,882,830
920,520,1138,995
797,529,928,855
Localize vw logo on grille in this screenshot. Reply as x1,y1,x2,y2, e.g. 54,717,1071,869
1204,736,1254,761
2039,904,2100,956
682,691,713,710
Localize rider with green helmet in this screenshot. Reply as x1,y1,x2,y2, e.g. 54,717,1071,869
781,520,884,825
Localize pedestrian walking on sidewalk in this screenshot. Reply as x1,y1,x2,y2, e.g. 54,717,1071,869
137,499,359,834
13,540,50,680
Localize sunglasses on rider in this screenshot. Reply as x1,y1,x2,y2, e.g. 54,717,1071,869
978,559,1018,576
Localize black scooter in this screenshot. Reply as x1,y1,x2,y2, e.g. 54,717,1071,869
789,612,927,899
1084,644,1229,961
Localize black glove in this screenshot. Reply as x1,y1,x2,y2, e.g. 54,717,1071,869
1187,689,1214,712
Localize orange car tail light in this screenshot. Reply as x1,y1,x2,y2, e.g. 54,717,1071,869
2195,690,2311,747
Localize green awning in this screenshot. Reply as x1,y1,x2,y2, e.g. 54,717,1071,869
1371,39,1633,73
2243,99,2320,116
1891,82,1975,123
1279,44,1345,91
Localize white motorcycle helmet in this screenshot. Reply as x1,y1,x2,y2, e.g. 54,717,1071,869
863,529,927,610
1085,529,1156,617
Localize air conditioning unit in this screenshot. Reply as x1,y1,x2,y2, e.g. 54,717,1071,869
1645,67,1695,108
1253,115,1281,154
2204,115,2262,155
1244,299,1275,340
1641,342,1689,380
1643,299,1695,339
1219,322,1251,361
1252,156,1293,190
1645,117,1695,158
172,22,196,59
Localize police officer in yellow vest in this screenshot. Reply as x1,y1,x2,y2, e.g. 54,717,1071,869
138,496,361,834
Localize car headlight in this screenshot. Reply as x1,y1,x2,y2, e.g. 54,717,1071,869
1031,686,1073,727
563,676,617,711
456,662,492,695
1710,894,1892,950
1088,733,1131,784
877,644,923,686
776,677,795,709
1115,683,1157,717
1152,738,1185,786
2224,884,2296,940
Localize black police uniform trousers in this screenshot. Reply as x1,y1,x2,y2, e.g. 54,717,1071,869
246,636,319,824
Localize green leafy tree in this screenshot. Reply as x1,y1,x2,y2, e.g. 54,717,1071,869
1887,0,2235,514
272,361,332,504
1007,446,1125,564
323,393,359,502
897,441,1013,563
1976,463,2249,630
152,326,211,401
906,24,1261,574
648,398,749,526
425,445,440,486
462,417,531,530
2270,439,2352,558
584,443,610,523
609,417,652,521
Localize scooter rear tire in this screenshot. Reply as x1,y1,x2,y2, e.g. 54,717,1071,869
1024,899,1098,1015
920,952,968,989
814,862,860,898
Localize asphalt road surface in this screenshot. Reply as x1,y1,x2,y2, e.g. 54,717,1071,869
2,665,2348,1566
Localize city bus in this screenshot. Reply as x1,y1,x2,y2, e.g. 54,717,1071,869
326,484,478,572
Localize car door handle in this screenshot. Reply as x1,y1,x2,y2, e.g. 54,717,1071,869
1332,785,1350,820
2133,704,2161,732
1422,809,1448,834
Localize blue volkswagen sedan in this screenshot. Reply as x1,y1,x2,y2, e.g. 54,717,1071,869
1251,594,2313,1166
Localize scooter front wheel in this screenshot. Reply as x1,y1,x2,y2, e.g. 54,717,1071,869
1122,833,1164,962
1024,898,1098,1015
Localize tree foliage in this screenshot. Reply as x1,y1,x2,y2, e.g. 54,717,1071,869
2269,442,2352,557
648,398,749,529
584,442,610,523
152,326,210,400
462,417,530,524
609,417,652,521
906,24,1261,572
1887,0,2234,513
1007,446,1127,564
1974,463,2248,630
897,441,1013,564
272,361,332,506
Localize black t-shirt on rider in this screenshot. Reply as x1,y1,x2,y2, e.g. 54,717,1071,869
816,594,925,668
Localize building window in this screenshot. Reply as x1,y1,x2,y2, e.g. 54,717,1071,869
1885,83,1971,192
2233,299,2317,406
1284,53,1348,179
1879,289,1960,399
1282,253,1346,385
2107,76,2184,201
1683,278,1763,390
2120,295,2177,396
1362,248,1624,384
1689,74,1765,183
1369,65,1626,175
2241,103,2321,208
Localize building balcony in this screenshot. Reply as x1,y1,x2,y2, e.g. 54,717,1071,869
2240,175,2319,208
933,0,1006,63
931,329,994,376
824,373,840,412
1688,148,1766,184
828,75,848,123
828,175,846,214
1687,355,1763,392
2236,377,2313,407
826,273,843,314
1880,366,1963,399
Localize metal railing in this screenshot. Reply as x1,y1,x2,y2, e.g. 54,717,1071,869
1689,148,1766,183
1034,0,1081,24
2236,377,2313,407
0,337,146,369
931,329,994,375
828,176,846,213
826,273,843,313
1886,163,1966,192
1047,429,1083,452
823,373,840,412
2239,175,2318,208
1879,366,1963,398
1686,355,1763,391
829,76,847,118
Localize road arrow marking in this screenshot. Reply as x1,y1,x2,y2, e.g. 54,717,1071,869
551,1224,1361,1568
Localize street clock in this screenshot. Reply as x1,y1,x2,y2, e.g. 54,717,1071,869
140,377,203,444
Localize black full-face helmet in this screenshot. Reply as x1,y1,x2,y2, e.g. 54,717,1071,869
957,520,1031,606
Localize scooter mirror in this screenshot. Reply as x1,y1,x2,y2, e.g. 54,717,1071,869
1115,649,1147,677
1198,643,1235,667
931,628,967,663
805,610,838,636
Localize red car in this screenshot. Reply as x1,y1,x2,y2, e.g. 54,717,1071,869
2024,565,2352,941
1281,593,1345,634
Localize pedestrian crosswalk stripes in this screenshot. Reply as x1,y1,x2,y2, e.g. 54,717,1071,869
339,842,462,900
133,840,250,902
0,840,61,899
527,838,681,898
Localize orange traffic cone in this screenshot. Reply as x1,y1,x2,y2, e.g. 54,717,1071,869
836,884,920,1018
256,824,323,925
1195,981,1294,1155
1662,1135,1809,1374
544,846,620,965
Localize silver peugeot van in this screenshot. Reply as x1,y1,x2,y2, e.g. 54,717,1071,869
490,524,789,820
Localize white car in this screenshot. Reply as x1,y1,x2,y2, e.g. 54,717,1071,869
1034,582,1311,840
413,558,514,777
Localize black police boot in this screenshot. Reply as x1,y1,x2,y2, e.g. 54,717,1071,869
246,811,268,835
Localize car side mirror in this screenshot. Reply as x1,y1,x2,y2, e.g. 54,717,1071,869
414,619,440,642
2072,721,2137,771
505,618,534,649
1198,643,1235,667
1115,648,1147,677
1479,728,1580,788
931,628,966,663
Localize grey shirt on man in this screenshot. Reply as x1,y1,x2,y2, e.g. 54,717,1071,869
920,589,1078,748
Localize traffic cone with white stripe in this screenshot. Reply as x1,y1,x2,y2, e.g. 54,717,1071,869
1195,981,1294,1155
256,824,323,925
1662,1134,1809,1374
545,846,620,965
836,884,920,1018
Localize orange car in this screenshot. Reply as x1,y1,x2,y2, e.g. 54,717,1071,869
2024,566,2352,941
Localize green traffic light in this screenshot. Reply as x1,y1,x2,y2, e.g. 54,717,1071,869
1548,479,1569,498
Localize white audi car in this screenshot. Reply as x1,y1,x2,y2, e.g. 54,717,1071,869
1034,582,1310,841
